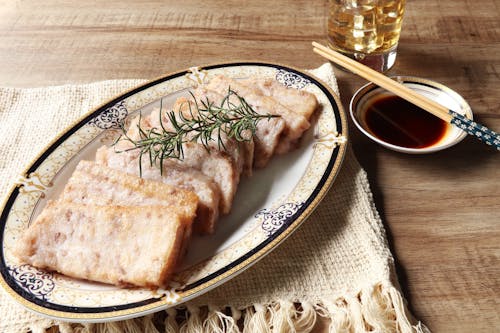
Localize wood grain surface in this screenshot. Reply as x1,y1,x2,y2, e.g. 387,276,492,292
0,1,498,332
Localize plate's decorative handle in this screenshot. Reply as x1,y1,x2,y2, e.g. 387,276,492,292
155,288,182,305
314,131,347,149
186,66,208,85
449,111,500,151
16,172,52,198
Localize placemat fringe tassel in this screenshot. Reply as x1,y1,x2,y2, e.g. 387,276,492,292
28,283,429,333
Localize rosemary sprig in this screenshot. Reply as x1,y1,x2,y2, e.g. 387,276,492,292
113,89,279,175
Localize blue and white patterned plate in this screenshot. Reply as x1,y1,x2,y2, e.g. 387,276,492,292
0,62,347,322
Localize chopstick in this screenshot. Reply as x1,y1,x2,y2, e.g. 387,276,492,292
312,41,500,151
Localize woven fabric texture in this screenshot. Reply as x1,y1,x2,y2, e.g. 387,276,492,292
0,64,423,333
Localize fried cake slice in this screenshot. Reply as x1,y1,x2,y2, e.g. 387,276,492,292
60,160,198,254
195,84,286,168
241,78,318,120
95,146,220,234
206,75,311,157
168,95,254,176
60,160,198,220
122,110,239,215
16,201,189,288
240,77,318,154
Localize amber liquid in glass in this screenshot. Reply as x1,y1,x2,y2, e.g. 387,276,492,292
328,0,405,54
327,0,406,71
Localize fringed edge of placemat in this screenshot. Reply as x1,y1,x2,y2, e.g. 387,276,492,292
25,282,429,333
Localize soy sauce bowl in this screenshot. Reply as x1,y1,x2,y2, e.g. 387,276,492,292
349,76,473,154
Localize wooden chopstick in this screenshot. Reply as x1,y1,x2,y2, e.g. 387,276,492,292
312,41,453,122
312,41,500,151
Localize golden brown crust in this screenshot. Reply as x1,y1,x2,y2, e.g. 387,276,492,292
61,160,199,220
17,202,188,288
95,145,220,235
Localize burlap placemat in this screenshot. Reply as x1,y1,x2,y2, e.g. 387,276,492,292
0,64,427,333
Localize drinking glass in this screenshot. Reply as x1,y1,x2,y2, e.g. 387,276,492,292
327,0,406,72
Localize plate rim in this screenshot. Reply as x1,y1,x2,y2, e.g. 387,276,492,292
0,61,348,322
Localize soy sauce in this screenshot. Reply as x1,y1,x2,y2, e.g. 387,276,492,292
364,95,449,148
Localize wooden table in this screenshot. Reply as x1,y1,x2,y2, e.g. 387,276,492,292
0,1,498,331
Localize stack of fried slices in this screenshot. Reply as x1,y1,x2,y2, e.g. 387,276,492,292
16,75,318,289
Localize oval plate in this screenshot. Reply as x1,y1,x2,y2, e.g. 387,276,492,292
0,62,348,322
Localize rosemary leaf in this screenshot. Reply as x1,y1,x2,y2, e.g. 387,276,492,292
113,89,279,176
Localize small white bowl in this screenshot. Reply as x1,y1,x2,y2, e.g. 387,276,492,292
349,76,473,154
